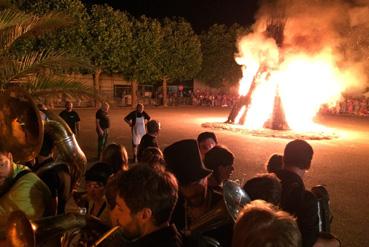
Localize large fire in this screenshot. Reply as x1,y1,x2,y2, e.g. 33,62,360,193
233,0,368,131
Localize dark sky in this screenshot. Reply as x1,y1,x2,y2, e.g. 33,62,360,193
83,0,260,32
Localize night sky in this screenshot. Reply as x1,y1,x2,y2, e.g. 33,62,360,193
82,0,260,32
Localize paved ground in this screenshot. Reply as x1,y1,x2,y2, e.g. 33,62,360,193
70,106,369,247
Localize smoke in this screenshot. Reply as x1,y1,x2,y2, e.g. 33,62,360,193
248,0,369,94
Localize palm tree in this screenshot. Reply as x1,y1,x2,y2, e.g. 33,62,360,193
0,7,94,103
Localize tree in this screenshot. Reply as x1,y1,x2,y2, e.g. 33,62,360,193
85,4,133,99
122,15,163,107
0,8,92,100
157,18,202,106
198,23,247,88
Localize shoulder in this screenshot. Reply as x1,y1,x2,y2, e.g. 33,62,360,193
11,171,50,196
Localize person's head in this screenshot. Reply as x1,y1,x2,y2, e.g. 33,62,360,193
180,177,208,207
243,173,282,205
146,120,160,135
101,102,110,112
266,153,283,173
65,101,73,111
283,139,313,170
232,200,302,247
0,148,14,187
85,162,112,202
37,103,47,111
197,132,218,159
204,145,235,185
101,143,129,173
113,165,178,239
136,103,144,113
139,146,165,167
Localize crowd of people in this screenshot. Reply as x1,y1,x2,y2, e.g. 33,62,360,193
0,101,342,247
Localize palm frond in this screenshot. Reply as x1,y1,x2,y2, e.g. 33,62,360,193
0,9,74,52
20,76,98,100
0,50,91,84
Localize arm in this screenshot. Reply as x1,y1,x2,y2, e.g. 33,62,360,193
96,119,103,135
124,112,134,127
76,112,81,135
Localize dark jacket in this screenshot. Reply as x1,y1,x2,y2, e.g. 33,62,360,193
104,224,183,247
137,134,158,161
276,169,319,247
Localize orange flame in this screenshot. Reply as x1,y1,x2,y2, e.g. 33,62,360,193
235,33,362,131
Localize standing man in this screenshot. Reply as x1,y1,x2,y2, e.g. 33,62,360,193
124,103,150,162
59,101,81,135
96,102,110,159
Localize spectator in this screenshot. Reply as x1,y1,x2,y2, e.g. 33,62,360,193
59,101,80,135
124,103,151,163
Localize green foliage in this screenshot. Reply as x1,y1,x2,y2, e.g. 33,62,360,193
198,23,248,87
157,17,202,82
0,8,94,98
122,15,162,83
86,4,133,74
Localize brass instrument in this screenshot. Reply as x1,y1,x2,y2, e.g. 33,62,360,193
0,89,43,163
188,180,251,235
36,110,87,186
6,210,110,247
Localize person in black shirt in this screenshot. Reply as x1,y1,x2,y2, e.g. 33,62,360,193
137,120,160,162
110,165,183,247
96,102,110,159
59,101,80,134
124,104,150,162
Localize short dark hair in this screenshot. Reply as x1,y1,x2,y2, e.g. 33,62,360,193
204,145,234,171
232,200,302,247
197,131,217,144
139,146,166,167
117,165,178,226
266,153,283,173
146,120,160,134
243,173,282,205
101,143,128,173
283,139,313,170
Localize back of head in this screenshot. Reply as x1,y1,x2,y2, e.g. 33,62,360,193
197,131,218,144
139,146,165,167
266,154,283,173
117,165,178,226
146,120,160,134
204,145,234,170
283,139,313,170
101,143,128,173
233,200,302,247
85,162,113,185
243,173,282,205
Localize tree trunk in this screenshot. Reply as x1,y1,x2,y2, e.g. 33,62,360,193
93,68,102,107
131,80,138,108
162,78,168,107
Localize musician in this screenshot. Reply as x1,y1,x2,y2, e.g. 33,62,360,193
101,143,129,173
110,165,182,247
0,146,51,228
204,145,235,192
32,132,72,215
243,173,282,205
232,200,302,247
164,139,233,247
197,132,217,160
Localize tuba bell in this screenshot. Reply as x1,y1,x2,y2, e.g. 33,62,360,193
188,180,251,236
5,210,111,247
